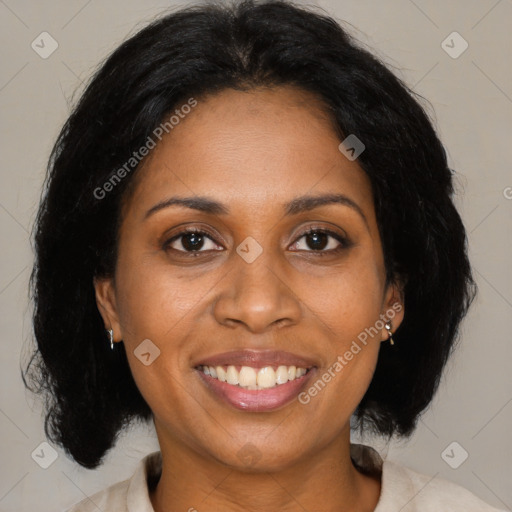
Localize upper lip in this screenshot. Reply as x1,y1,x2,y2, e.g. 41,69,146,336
195,349,317,369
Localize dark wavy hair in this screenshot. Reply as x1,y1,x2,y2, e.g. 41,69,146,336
22,0,476,469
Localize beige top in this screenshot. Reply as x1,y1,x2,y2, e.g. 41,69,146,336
66,444,505,511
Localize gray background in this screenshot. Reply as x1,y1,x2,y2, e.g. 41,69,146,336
0,0,511,510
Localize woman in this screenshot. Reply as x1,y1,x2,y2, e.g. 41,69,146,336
23,1,505,510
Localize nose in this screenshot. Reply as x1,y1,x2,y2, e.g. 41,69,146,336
212,248,303,333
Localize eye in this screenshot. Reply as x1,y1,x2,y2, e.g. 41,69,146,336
163,226,351,257
289,227,350,255
163,227,223,255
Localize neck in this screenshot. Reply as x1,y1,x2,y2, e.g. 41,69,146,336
149,425,381,512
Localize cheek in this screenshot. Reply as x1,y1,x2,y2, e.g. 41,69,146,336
114,247,213,344
295,254,384,405
301,257,385,344
113,249,226,406
113,253,206,423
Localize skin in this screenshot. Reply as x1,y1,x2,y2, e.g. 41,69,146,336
94,85,404,512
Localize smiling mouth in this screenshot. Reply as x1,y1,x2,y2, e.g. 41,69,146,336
196,364,312,390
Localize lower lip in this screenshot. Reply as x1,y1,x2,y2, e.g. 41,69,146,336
196,368,316,412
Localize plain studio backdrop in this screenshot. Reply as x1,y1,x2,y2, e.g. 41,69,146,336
0,1,511,511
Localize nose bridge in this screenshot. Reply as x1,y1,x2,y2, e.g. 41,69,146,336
213,240,301,332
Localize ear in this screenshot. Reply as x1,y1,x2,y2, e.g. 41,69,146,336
93,276,123,342
380,277,405,342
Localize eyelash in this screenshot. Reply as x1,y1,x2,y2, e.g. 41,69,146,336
162,226,351,257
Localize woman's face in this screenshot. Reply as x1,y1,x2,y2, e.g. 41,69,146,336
95,85,403,471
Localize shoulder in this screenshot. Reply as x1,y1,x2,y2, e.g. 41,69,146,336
378,459,507,512
64,451,162,512
64,478,130,512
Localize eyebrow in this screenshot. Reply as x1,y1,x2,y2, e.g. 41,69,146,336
144,193,368,227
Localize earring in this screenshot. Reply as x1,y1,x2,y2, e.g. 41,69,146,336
384,321,394,346
108,328,114,350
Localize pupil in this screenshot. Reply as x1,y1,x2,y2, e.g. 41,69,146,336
182,232,204,251
307,231,327,250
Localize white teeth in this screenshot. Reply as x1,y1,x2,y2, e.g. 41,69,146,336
226,365,239,385
257,367,276,388
200,364,310,389
276,365,289,385
239,366,257,387
217,366,227,382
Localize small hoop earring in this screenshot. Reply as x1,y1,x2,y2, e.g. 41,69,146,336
108,328,114,350
384,321,395,346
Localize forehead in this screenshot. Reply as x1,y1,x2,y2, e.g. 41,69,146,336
122,86,374,222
